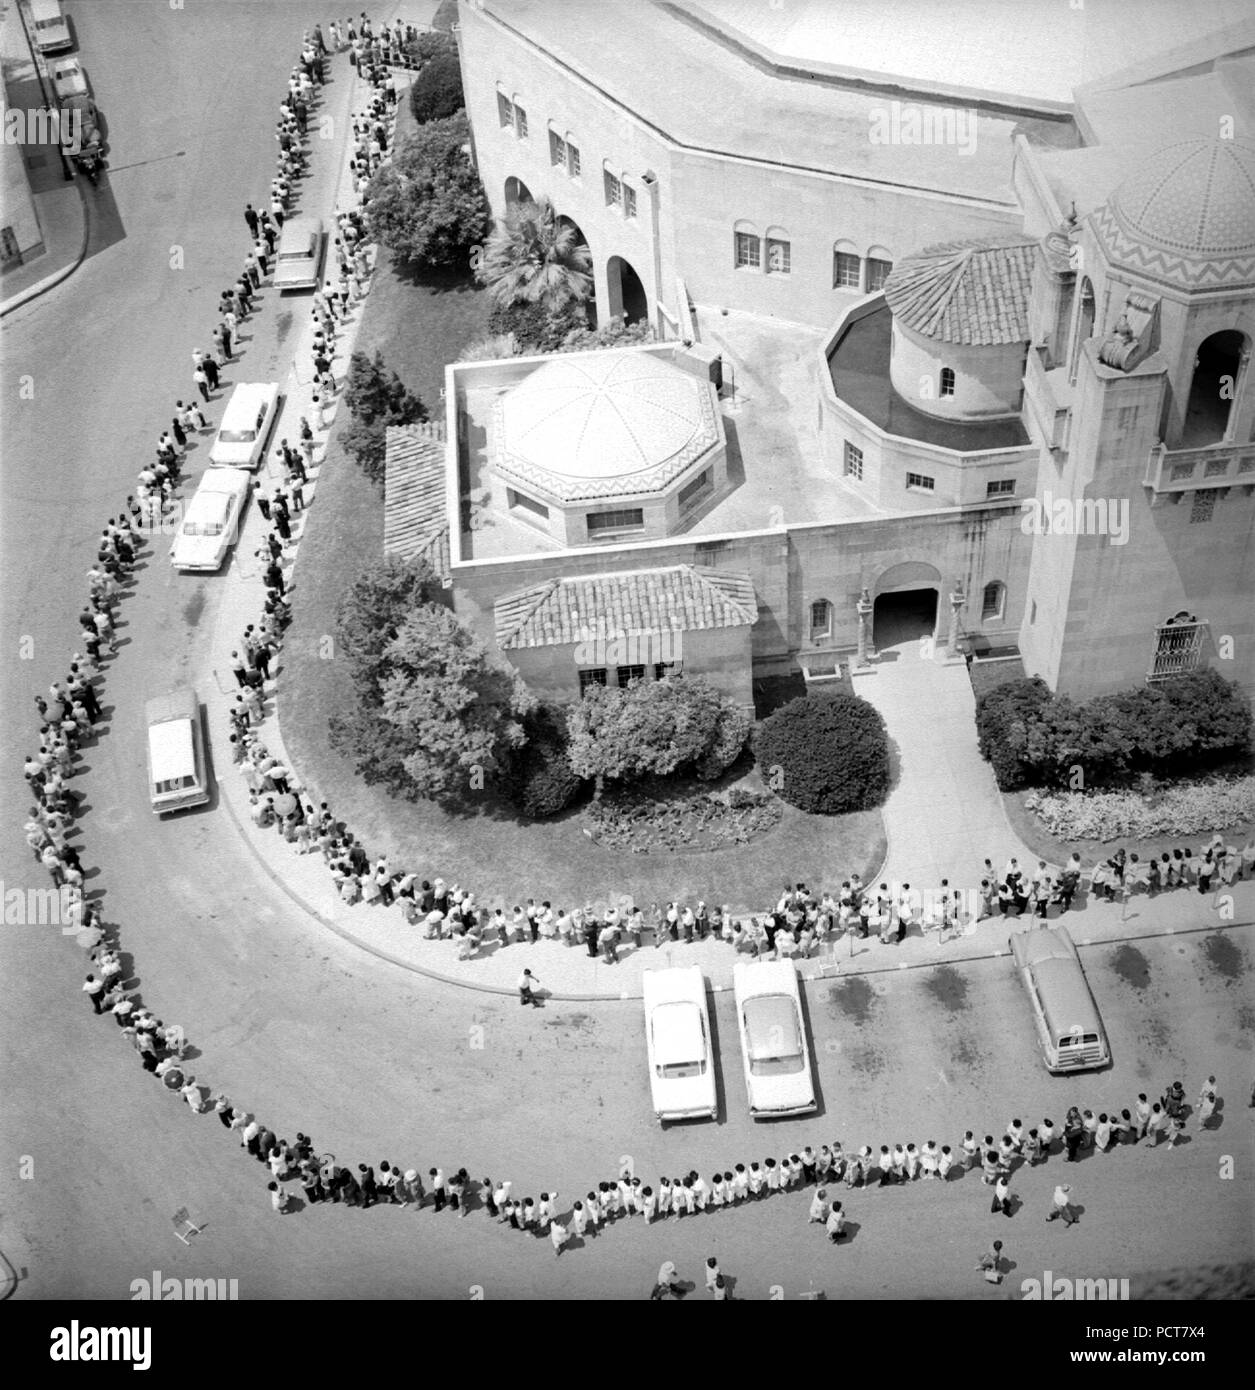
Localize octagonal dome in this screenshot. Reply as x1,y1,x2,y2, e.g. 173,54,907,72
1091,138,1255,291
492,350,721,503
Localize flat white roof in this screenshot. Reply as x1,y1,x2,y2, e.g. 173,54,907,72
148,717,195,783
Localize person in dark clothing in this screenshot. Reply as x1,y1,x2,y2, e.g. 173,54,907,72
244,203,259,238
358,1165,378,1208
584,917,599,958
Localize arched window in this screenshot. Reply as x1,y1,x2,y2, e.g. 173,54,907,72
734,219,760,270
833,238,860,289
940,367,956,398
865,245,893,291
765,225,791,275
810,598,833,639
981,581,1005,621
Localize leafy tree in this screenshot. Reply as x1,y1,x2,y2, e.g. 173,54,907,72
408,51,464,124
1157,669,1252,759
754,693,890,814
404,30,456,67
486,297,586,352
335,556,439,686
476,196,592,313
339,351,427,486
504,704,586,818
331,600,534,802
566,675,750,795
363,114,489,268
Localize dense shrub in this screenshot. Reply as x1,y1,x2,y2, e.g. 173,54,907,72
504,705,585,818
487,298,586,352
977,670,1251,790
408,52,464,124
340,351,427,486
754,693,890,815
974,677,1052,790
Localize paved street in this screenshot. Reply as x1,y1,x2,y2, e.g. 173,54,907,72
1,1,1252,1305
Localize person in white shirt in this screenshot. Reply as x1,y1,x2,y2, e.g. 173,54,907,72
704,1257,720,1293
537,1192,558,1230
640,1187,657,1222
732,1165,749,1201
920,1141,939,1178
549,1221,568,1256
938,1145,955,1180
656,1177,671,1216
570,1200,588,1237
808,1189,828,1223
825,1202,846,1243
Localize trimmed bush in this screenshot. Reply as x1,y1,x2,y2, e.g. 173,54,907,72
975,676,1051,790
408,52,464,124
754,693,890,815
504,705,585,819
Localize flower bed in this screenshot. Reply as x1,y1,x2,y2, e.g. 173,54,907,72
1024,775,1255,843
584,782,782,854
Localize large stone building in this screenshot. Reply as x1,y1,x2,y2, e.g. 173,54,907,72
384,1,1255,711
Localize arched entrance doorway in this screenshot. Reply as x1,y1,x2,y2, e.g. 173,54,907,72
607,254,648,326
1183,330,1244,446
872,561,941,654
557,214,596,328
504,176,533,208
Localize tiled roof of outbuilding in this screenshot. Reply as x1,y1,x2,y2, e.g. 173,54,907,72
882,235,1036,345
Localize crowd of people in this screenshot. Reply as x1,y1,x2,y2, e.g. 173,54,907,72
20,16,1251,1289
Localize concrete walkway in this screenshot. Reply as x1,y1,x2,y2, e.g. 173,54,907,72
856,621,1042,893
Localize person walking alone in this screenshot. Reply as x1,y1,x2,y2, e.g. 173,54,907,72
1046,1183,1077,1226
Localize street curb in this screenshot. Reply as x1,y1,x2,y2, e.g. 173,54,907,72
0,176,92,318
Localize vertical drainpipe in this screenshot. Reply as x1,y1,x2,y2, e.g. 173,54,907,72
641,169,666,337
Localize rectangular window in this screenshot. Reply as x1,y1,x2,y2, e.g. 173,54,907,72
549,130,566,167
986,479,1015,497
623,183,636,218
587,508,644,537
515,105,528,138
906,472,935,492
843,441,863,480
578,668,608,695
677,468,712,510
833,251,860,288
865,257,893,291
766,238,790,274
735,232,760,269
507,488,550,519
568,143,581,178
617,664,646,688
810,600,832,638
604,170,622,208
1190,489,1217,523
654,661,682,681
497,93,514,128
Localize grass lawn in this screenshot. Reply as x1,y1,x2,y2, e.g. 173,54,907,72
278,232,885,912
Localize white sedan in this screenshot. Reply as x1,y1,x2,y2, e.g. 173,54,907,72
642,966,717,1122
209,382,280,470
50,56,88,101
169,469,252,572
732,959,817,1118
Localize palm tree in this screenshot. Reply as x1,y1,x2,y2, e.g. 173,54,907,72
477,197,592,311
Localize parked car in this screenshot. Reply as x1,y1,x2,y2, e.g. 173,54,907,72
31,0,72,53
273,216,327,291
145,689,211,814
50,55,88,101
732,960,817,1118
208,383,280,470
169,468,252,572
59,92,100,153
1009,924,1111,1073
642,967,717,1123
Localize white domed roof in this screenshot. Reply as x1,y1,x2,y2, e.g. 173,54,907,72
492,350,720,502
1092,138,1255,291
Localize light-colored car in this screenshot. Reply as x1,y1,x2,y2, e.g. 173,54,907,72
642,966,717,1123
1009,924,1111,1073
145,689,211,814
273,216,327,291
31,0,72,53
50,56,88,101
169,468,251,572
732,960,817,1118
209,383,280,470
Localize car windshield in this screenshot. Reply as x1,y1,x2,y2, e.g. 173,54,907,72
1059,1033,1101,1047
183,521,223,537
217,428,256,443
280,243,313,260
744,996,804,1076
155,776,194,793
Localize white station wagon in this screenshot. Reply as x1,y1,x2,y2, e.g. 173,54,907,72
732,960,817,1118
642,966,716,1123
209,382,280,470
169,468,251,572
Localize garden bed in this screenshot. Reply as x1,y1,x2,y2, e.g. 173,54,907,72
583,781,782,853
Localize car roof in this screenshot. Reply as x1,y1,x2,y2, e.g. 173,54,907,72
742,994,800,1057
650,999,705,1065
220,383,276,426
194,467,250,494
148,716,196,783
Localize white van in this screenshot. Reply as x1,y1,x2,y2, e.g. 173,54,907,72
1009,924,1111,1073
31,0,73,53
145,690,211,814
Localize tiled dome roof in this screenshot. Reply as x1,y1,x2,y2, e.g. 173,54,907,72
1091,138,1255,291
882,235,1036,346
493,350,720,503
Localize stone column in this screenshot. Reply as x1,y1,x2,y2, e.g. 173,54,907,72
946,585,966,658
855,587,874,667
